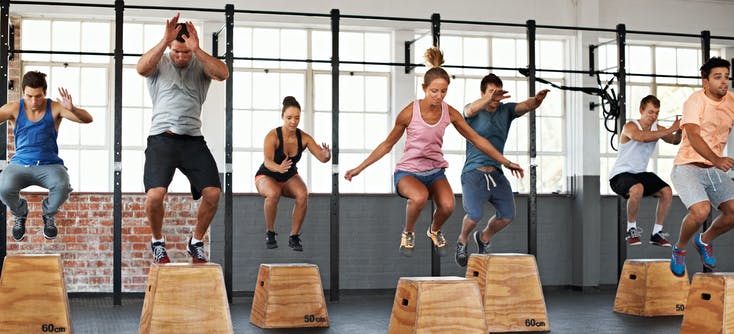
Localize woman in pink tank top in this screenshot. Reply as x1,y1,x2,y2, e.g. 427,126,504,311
344,47,524,257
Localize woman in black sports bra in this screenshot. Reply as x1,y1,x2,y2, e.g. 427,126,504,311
255,96,331,251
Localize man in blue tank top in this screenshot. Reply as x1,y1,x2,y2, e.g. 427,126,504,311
0,71,93,241
609,95,681,247
137,13,229,264
455,73,549,267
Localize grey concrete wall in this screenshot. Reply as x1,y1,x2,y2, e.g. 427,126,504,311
210,192,734,292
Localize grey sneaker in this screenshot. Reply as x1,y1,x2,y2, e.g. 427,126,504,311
12,214,27,241
399,231,415,257
266,231,278,249
473,231,490,254
42,215,57,240
455,242,468,267
426,227,447,257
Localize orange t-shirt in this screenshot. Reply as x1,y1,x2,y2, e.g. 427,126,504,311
674,90,734,165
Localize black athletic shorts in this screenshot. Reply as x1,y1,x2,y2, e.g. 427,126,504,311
609,172,668,199
143,132,221,200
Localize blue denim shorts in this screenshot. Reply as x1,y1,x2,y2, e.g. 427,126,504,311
461,168,515,222
393,168,447,198
672,164,734,209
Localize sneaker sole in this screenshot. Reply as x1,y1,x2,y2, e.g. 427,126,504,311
12,234,25,242
455,254,467,267
43,234,57,240
266,244,278,249
650,241,672,247
290,246,303,252
627,241,642,246
399,246,414,257
694,245,717,269
473,231,487,254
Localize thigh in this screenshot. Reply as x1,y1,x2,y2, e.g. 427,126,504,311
396,174,429,201
255,175,283,197
0,163,35,191
428,177,454,207
179,138,222,193
488,173,516,219
461,170,490,220
671,165,708,209
609,173,639,198
144,135,178,191
638,172,669,197
281,175,308,199
36,164,71,189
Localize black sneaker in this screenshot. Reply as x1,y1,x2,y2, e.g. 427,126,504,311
42,215,57,240
266,231,278,249
289,234,303,252
455,242,468,267
187,237,208,263
473,231,490,254
12,214,27,241
151,241,171,264
650,231,672,247
626,227,642,246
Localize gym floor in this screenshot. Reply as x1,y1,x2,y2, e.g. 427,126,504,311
70,288,682,333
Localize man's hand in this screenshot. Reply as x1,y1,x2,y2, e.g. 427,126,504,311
163,13,182,45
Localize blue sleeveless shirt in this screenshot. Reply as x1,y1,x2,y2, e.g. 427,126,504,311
11,99,64,166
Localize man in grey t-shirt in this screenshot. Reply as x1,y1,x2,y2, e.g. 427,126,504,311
136,13,229,264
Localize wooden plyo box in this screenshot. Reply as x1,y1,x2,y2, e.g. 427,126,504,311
139,263,232,334
388,276,487,334
0,254,71,333
250,263,329,328
613,259,689,316
681,272,734,333
465,253,549,332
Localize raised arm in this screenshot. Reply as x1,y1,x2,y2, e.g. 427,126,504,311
661,117,682,145
624,118,678,143
344,104,411,181
684,123,734,171
0,102,18,125
56,87,92,124
450,106,524,177
183,21,229,81
463,88,510,118
137,13,181,78
261,130,292,173
302,132,331,163
515,89,550,116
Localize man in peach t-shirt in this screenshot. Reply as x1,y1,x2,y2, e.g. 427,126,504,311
670,57,734,277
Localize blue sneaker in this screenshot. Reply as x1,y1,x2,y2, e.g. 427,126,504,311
670,246,686,277
694,234,716,270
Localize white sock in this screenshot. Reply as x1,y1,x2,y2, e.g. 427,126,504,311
698,234,709,246
627,221,637,231
652,224,663,235
152,237,165,244
190,236,202,245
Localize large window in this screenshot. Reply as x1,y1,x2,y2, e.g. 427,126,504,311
21,19,111,192
412,35,567,194
231,28,392,193
598,44,717,194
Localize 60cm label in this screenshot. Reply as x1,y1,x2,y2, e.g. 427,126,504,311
525,318,547,327
41,324,66,332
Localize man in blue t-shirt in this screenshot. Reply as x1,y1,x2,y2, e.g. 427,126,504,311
455,73,549,267
0,71,93,242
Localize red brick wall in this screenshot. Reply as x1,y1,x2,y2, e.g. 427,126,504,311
6,193,204,292
3,17,207,293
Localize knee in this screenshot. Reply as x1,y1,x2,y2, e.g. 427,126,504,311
294,192,308,206
658,187,673,201
145,189,166,207
200,187,220,206
627,184,644,199
495,217,513,225
263,191,281,204
688,204,711,222
407,194,429,208
436,198,455,214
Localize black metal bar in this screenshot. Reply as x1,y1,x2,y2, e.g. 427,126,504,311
124,4,224,13
0,0,9,269
701,30,711,62
341,14,431,23
9,0,114,8
112,0,124,306
404,40,413,74
626,29,701,39
329,8,340,303
527,19,537,257
588,44,595,77
7,22,11,61
442,19,526,28
234,8,330,18
616,23,627,281
431,13,440,47
711,35,734,41
224,3,234,304
212,32,219,60
536,24,616,33
430,12,441,278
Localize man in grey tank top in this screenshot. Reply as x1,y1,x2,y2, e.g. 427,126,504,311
608,95,681,247
137,13,229,264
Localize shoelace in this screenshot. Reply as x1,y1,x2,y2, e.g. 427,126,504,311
191,243,206,259
702,244,714,258
403,232,414,245
673,249,686,263
656,232,670,238
152,244,167,260
628,227,643,239
13,219,23,228
435,231,446,246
